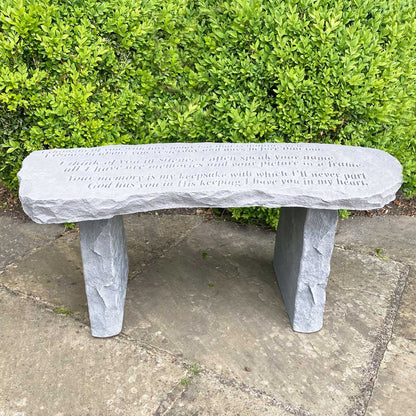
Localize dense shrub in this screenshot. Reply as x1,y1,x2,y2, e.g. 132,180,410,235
1,0,415,226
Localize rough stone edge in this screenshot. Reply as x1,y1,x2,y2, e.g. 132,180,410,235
20,190,402,225
347,263,411,416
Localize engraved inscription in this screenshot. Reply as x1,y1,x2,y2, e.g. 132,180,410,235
41,144,371,192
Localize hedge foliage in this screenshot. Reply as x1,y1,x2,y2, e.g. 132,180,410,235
1,0,415,225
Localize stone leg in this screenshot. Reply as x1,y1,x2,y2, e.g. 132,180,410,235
273,208,338,333
79,216,129,338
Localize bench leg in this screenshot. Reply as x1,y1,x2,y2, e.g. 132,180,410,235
273,207,338,333
79,216,129,338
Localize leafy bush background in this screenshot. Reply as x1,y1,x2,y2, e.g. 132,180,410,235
1,0,415,226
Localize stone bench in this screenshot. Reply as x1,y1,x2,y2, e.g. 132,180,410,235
18,143,402,337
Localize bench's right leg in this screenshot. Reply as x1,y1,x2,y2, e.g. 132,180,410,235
79,216,129,338
273,207,338,333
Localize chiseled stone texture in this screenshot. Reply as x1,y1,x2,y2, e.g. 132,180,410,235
0,288,185,416
79,216,129,337
18,143,402,224
274,207,338,332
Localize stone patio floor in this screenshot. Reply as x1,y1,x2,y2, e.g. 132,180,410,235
0,211,415,415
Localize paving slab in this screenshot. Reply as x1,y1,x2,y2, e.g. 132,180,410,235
337,215,416,416
123,213,203,277
0,214,202,322
335,217,416,338
0,288,186,416
1,213,413,416
165,374,291,416
0,214,63,269
336,216,416,266
122,218,405,415
0,230,89,320
390,266,416,342
366,336,416,416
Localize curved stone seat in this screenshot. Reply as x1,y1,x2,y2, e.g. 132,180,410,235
18,142,401,224
18,143,402,337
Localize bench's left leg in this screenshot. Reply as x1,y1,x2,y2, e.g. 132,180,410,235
79,215,129,338
273,207,338,333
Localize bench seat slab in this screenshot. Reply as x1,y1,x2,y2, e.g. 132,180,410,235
273,208,338,333
79,216,128,337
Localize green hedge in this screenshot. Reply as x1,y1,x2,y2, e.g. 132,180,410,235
1,0,415,226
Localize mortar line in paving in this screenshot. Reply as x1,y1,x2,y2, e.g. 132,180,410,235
334,243,389,258
0,282,195,380
348,264,411,416
0,282,89,326
0,215,200,283
0,282,204,371
200,369,318,416
152,377,190,415
334,243,414,268
128,218,204,281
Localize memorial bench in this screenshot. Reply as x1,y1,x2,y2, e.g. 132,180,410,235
18,143,402,337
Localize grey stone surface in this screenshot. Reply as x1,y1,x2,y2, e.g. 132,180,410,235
394,268,416,340
336,215,416,267
0,214,203,325
18,143,402,224
336,216,416,338
123,213,203,277
166,374,291,416
0,287,186,416
274,207,338,332
0,213,63,269
79,216,129,337
335,216,416,416
0,213,414,415
0,230,90,321
121,218,404,415
366,337,416,416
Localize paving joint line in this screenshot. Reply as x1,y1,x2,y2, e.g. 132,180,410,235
0,283,199,369
334,243,412,266
151,365,318,416
0,282,190,371
348,264,411,416
0,282,88,325
152,377,193,415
